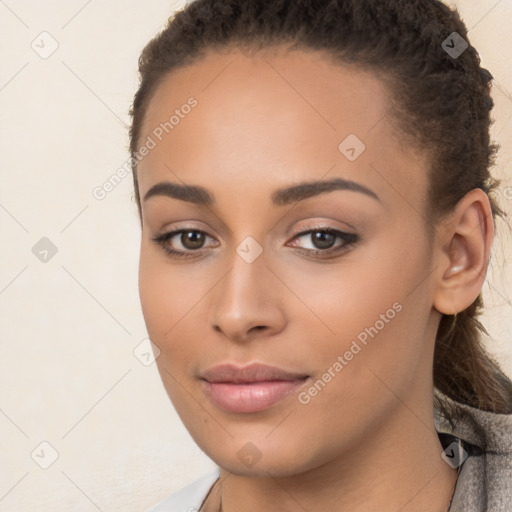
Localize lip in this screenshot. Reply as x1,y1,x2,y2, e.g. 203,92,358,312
199,363,310,413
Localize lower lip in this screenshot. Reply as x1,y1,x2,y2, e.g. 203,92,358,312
201,379,308,413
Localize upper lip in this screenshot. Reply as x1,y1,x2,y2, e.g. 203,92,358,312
199,363,309,384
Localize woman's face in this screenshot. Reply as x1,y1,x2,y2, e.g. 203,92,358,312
137,48,442,476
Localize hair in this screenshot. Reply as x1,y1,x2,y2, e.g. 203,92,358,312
129,0,512,416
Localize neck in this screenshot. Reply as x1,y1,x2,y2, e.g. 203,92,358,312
203,398,458,512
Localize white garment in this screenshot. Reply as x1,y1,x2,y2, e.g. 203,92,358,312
147,469,220,512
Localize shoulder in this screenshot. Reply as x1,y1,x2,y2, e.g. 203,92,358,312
435,392,512,511
147,469,221,512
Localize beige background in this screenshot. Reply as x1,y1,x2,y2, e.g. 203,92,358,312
0,1,510,510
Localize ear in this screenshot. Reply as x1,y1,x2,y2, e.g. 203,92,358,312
433,188,494,315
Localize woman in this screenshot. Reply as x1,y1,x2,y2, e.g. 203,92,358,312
129,0,512,510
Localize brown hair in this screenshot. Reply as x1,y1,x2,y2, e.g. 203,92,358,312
129,0,512,415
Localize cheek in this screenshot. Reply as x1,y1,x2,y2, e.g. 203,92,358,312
138,244,213,374
138,251,169,340
138,245,188,363
290,289,430,457
139,241,196,335
274,232,426,346
291,236,432,392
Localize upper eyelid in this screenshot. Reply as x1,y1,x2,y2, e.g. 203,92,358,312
159,225,353,237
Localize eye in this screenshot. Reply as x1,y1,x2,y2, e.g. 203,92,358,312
151,229,217,259
288,227,358,257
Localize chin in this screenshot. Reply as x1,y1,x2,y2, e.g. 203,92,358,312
196,433,327,478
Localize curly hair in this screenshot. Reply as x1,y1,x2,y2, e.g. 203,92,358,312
129,0,512,415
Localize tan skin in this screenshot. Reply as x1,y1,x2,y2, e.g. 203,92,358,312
136,47,493,512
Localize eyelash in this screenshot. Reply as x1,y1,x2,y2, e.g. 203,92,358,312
151,226,359,260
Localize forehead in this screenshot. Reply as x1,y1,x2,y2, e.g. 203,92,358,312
136,47,429,214
141,47,390,146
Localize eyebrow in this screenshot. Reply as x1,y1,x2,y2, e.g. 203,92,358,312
143,177,380,206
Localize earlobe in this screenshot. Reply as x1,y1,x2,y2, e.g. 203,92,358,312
433,189,494,315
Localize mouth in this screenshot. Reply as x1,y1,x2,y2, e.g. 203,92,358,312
199,362,310,413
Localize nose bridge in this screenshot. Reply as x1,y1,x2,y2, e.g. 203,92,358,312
209,238,284,340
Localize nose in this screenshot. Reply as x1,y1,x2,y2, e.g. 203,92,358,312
209,249,286,343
